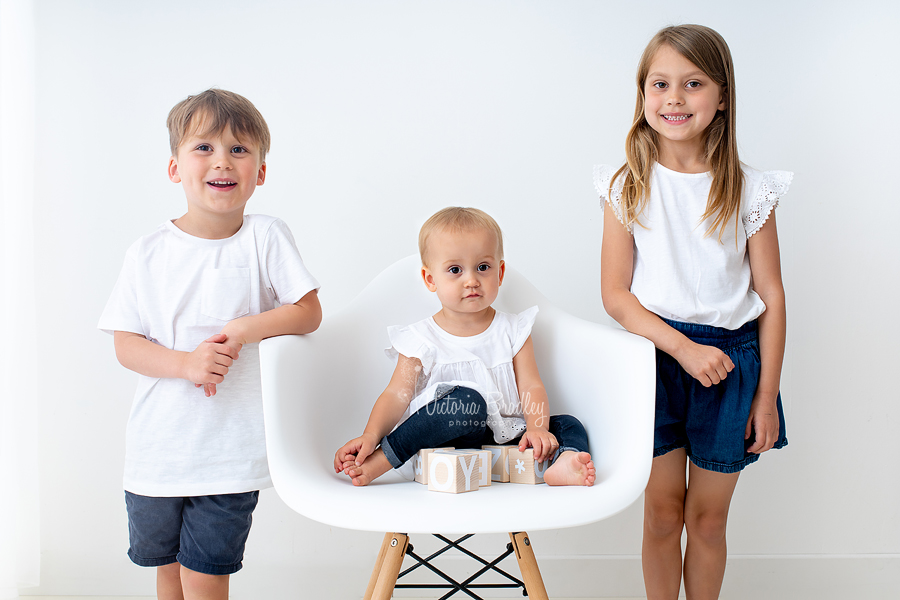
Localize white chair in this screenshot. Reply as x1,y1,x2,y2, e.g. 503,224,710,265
260,255,656,599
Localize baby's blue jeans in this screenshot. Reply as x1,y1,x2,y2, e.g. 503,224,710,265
379,385,590,468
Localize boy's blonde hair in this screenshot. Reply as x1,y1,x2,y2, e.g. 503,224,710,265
167,89,271,159
613,24,743,242
418,207,504,266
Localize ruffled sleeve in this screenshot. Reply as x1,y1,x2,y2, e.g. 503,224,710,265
385,324,435,375
743,170,793,239
511,306,539,356
593,164,630,233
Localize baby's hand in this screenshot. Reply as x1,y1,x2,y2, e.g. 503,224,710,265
675,340,734,388
183,333,241,397
518,430,559,462
334,433,379,473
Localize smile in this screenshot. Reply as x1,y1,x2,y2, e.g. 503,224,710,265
207,180,237,189
662,114,691,122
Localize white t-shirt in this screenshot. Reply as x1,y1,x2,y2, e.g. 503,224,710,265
594,163,792,329
98,215,319,497
385,307,538,444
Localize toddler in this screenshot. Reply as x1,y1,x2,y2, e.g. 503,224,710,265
334,207,595,487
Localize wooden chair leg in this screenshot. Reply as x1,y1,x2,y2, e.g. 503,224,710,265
364,532,409,600
509,531,549,600
363,533,393,600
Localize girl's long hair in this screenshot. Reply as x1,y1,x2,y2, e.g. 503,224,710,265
613,25,743,241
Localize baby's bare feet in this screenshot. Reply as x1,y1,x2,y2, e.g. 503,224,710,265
343,448,392,486
544,451,595,487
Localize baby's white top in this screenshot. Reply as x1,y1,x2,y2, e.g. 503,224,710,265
595,163,792,329
386,307,538,443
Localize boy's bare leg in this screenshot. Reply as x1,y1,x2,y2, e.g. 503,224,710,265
157,563,184,600
642,449,687,600
180,565,229,600
543,451,596,486
343,447,392,486
682,463,739,600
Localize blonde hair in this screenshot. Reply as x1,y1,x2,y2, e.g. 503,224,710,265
418,207,504,266
613,24,743,241
167,88,271,159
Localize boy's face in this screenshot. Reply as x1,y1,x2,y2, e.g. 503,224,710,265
421,227,504,318
168,121,266,224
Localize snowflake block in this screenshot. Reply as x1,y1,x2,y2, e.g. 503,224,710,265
507,448,549,484
481,444,514,483
426,451,481,493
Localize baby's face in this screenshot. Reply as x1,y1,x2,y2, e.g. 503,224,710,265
421,227,504,318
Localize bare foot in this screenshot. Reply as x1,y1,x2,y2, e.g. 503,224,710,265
343,448,392,486
543,451,595,486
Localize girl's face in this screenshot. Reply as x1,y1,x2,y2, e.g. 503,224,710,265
421,227,505,319
643,44,725,166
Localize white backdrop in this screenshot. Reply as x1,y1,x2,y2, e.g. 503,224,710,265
1,0,898,598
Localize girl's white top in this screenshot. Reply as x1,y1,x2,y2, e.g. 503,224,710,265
385,307,538,444
594,163,792,330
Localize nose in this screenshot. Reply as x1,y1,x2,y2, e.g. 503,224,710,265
213,150,233,170
665,88,684,106
464,273,480,288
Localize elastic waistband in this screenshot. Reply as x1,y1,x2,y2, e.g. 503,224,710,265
661,317,758,350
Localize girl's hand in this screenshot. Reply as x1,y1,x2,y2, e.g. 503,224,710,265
675,340,734,387
518,430,559,462
334,433,380,473
745,393,780,454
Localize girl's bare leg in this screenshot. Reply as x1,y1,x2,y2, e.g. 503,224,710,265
157,563,184,600
180,565,229,600
683,463,739,600
642,449,688,600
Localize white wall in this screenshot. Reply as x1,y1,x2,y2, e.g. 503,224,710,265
11,0,900,597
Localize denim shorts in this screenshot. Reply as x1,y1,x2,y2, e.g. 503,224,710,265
124,490,259,576
654,318,787,473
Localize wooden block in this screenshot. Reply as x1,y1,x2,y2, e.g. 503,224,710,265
507,448,549,484
481,444,514,482
437,449,491,487
413,448,452,484
426,451,480,493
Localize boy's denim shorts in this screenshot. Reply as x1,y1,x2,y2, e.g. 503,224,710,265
124,490,259,576
654,318,787,474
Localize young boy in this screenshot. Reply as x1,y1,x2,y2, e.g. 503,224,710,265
99,89,321,600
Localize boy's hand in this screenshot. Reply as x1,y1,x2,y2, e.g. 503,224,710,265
183,333,241,397
518,429,559,462
334,433,380,473
675,340,734,388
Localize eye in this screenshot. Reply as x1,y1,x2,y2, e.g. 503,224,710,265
652,81,667,90
477,264,490,272
448,266,461,274
231,145,248,154
196,144,212,152
686,80,702,89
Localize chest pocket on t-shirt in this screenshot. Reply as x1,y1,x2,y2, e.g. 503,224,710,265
200,267,250,322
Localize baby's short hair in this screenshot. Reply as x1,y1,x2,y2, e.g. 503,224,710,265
418,207,504,266
167,89,271,159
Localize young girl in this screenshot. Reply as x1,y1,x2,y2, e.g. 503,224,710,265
334,207,595,487
596,25,789,599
